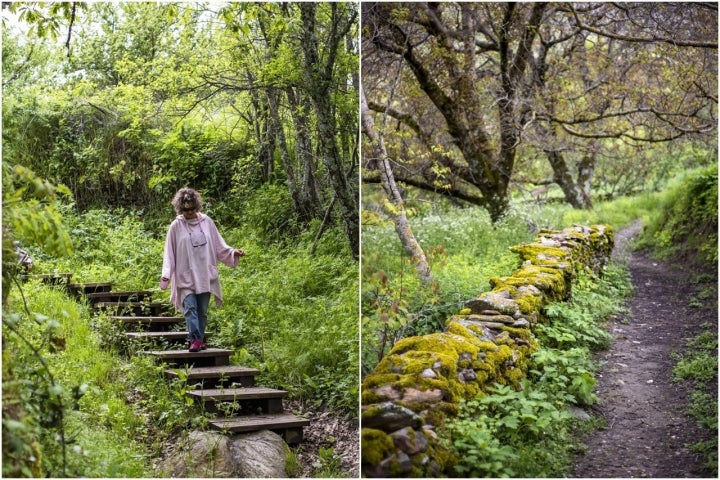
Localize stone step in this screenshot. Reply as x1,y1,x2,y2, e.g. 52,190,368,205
188,387,287,414
85,290,153,304
144,348,232,367
209,413,310,444
165,365,259,388
110,316,184,332
95,301,170,316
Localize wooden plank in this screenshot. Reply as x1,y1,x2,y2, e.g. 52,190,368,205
110,316,184,324
144,348,233,359
165,365,259,381
94,301,167,309
125,331,192,340
209,413,310,433
85,290,153,301
187,387,287,402
69,282,113,294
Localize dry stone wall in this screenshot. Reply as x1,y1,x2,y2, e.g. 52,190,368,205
361,225,614,477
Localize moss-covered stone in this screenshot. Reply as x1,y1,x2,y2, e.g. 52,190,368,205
360,224,615,477
362,428,395,465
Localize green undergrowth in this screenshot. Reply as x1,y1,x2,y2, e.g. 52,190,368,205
441,264,633,478
5,207,358,477
360,190,654,375
3,282,151,477
636,164,718,263
671,320,718,475
672,324,718,475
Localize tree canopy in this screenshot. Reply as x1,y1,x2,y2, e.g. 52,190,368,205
362,2,717,218
2,1,359,256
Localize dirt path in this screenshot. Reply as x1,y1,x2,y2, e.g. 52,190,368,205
572,221,716,478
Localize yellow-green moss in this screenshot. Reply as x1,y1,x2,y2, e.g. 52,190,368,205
361,428,395,465
515,291,544,314
390,332,481,358
362,373,401,391
510,243,569,261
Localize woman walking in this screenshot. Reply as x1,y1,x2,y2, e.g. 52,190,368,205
160,188,245,352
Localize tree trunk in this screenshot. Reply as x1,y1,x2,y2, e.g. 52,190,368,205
247,72,273,182
545,149,591,209
361,88,433,284
299,3,359,259
286,87,323,221
267,88,316,224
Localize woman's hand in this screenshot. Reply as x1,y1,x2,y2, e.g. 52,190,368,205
234,248,246,257
160,277,170,290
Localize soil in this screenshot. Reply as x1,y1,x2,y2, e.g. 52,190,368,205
289,402,360,478
572,221,718,478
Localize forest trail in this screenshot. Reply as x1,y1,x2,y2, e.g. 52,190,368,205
572,221,716,478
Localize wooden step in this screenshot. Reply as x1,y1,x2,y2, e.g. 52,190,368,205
95,301,170,316
126,331,204,341
110,316,184,332
165,365,258,388
209,413,310,444
85,290,153,304
144,348,232,367
69,282,113,297
188,387,287,415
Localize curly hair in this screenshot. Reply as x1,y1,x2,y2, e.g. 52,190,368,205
171,187,203,215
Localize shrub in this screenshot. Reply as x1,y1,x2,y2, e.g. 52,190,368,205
637,164,718,263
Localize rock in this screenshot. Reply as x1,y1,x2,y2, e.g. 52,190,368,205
512,318,530,327
459,368,477,382
421,425,438,440
568,405,591,421
229,430,288,478
165,430,287,478
466,292,519,316
458,352,473,364
477,321,507,330
402,387,444,404
396,452,413,473
374,384,402,401
467,314,516,324
420,368,437,379
391,427,429,455
362,402,423,432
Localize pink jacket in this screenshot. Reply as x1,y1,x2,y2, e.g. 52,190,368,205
161,213,238,310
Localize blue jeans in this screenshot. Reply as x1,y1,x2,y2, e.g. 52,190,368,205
183,292,211,343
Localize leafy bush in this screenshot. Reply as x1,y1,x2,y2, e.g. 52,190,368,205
215,240,359,414
671,325,718,476
539,266,632,351
445,383,575,477
637,164,718,263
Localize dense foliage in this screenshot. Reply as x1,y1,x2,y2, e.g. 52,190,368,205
2,2,359,477
637,164,718,263
2,2,359,252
